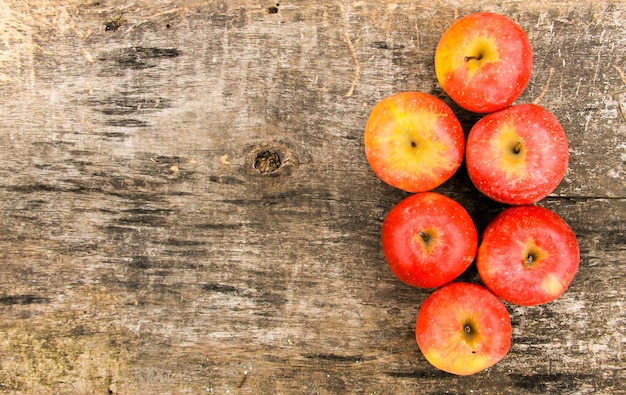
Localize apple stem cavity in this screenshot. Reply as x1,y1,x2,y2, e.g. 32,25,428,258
462,321,479,344
524,252,536,267
462,322,476,338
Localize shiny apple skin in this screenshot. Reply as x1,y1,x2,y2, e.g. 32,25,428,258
465,104,569,205
416,282,512,376
477,205,580,306
381,192,477,289
435,12,533,113
364,92,464,193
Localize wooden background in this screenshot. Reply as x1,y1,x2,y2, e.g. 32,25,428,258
1,0,624,393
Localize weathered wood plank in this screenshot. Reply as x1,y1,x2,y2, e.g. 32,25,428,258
0,1,624,394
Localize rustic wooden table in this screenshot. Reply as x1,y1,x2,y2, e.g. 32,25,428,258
1,1,624,394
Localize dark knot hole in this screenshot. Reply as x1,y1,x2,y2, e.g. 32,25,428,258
254,150,282,174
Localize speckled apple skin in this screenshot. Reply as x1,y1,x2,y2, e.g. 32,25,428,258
416,282,512,375
477,205,580,306
381,192,477,289
435,12,533,113
465,104,569,205
364,92,464,193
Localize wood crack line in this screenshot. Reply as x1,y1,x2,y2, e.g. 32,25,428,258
533,67,555,105
614,64,626,85
340,5,360,98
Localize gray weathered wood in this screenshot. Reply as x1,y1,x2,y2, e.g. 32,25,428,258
0,0,624,393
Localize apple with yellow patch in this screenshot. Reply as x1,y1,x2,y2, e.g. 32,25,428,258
364,92,464,193
435,12,533,113
381,192,477,288
416,282,512,375
465,104,569,205
477,205,580,306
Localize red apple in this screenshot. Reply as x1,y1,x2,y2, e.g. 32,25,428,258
416,282,512,375
477,205,580,306
465,104,569,205
381,192,477,288
435,12,533,113
364,92,464,193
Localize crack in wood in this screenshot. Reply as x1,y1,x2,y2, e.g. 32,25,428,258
100,47,181,69
340,5,360,98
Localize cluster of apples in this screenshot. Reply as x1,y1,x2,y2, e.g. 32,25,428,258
364,12,580,375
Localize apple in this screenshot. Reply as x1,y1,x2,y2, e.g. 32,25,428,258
465,103,569,205
435,12,533,113
364,92,464,193
476,205,579,306
381,192,477,288
416,282,512,375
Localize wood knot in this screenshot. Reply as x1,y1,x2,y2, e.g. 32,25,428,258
253,150,282,175
267,3,280,14
247,141,300,180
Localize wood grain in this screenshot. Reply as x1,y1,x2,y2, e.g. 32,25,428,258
0,1,624,394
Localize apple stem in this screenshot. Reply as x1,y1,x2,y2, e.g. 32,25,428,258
464,54,484,62
524,253,535,266
418,231,430,244
512,140,523,154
